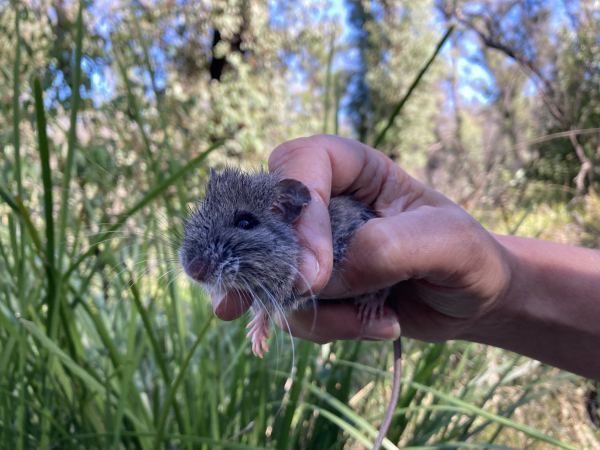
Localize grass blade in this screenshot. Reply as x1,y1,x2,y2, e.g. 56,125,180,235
509,203,533,235
20,319,146,431
111,304,139,447
322,34,335,134
13,196,44,259
373,26,454,149
63,140,223,281
34,75,58,450
0,311,27,347
33,77,56,314
0,183,20,213
335,360,582,450
59,431,270,449
12,2,22,197
302,382,400,450
276,339,311,450
56,0,84,267
302,403,375,449
154,315,214,450
407,378,581,450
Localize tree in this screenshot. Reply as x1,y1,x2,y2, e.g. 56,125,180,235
441,0,600,194
344,0,446,169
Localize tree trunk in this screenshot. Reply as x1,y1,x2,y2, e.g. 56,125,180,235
569,132,595,195
596,120,600,158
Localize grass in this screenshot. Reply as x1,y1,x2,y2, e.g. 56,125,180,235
0,197,593,450
0,4,597,450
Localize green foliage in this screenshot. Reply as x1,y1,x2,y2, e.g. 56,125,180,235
0,0,597,449
441,0,600,195
345,0,446,168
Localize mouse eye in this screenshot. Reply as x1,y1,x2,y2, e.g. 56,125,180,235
234,214,258,230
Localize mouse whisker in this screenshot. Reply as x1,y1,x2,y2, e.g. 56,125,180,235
230,285,244,319
215,260,226,289
115,259,170,295
230,257,241,284
104,256,177,285
223,282,244,316
148,204,184,241
281,262,319,334
108,250,178,266
261,283,285,361
101,258,178,303
76,225,180,243
240,279,262,312
255,282,295,422
66,229,148,245
241,280,272,326
254,281,290,366
156,266,184,284
75,221,181,245
129,266,185,319
111,264,159,312
69,234,177,262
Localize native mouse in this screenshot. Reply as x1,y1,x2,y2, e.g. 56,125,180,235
179,167,402,450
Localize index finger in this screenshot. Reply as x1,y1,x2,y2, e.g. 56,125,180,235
268,134,392,294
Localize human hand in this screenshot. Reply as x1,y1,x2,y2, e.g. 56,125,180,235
213,135,512,345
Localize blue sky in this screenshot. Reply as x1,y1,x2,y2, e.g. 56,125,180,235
311,0,494,104
81,0,498,109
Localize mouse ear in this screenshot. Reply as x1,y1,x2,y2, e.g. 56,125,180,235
271,178,311,223
207,167,218,187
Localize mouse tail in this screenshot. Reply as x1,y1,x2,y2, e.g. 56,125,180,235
372,337,402,450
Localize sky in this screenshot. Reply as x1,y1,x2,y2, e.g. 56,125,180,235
79,0,498,109
327,0,494,104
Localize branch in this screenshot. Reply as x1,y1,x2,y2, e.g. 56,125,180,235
456,9,569,128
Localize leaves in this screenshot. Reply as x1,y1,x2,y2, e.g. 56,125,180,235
0,1,594,449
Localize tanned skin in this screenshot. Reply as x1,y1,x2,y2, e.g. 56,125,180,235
213,134,600,381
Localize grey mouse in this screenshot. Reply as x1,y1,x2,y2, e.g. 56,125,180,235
179,167,402,450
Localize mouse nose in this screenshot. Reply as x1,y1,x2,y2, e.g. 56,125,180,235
184,258,210,282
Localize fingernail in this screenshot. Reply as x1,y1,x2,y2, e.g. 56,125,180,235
211,291,227,314
362,315,401,341
319,272,351,298
212,291,254,321
295,249,319,295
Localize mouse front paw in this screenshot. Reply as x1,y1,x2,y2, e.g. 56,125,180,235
246,310,270,358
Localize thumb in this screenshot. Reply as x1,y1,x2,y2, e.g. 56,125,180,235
319,205,478,297
212,291,254,321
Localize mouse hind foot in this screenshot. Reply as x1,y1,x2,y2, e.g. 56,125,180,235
356,288,390,325
246,309,270,358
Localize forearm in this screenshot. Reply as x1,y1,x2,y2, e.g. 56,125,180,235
461,234,600,380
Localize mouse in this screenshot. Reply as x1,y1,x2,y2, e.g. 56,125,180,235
179,167,402,450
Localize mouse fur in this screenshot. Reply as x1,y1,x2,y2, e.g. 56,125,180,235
179,167,400,450
179,168,306,314
179,167,378,318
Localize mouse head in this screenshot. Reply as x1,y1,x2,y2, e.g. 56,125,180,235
179,168,311,310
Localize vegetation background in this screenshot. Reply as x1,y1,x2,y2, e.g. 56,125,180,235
0,0,599,448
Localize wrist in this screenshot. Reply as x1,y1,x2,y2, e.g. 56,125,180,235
458,234,524,344
459,234,600,380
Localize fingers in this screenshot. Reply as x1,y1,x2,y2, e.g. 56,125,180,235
212,291,253,321
269,135,395,295
319,200,509,318
320,204,485,298
274,303,401,344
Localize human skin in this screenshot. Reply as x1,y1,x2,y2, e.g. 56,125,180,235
212,135,600,380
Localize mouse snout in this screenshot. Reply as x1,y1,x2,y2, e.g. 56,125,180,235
183,257,210,282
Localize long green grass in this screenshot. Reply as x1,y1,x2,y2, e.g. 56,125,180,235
0,3,593,450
